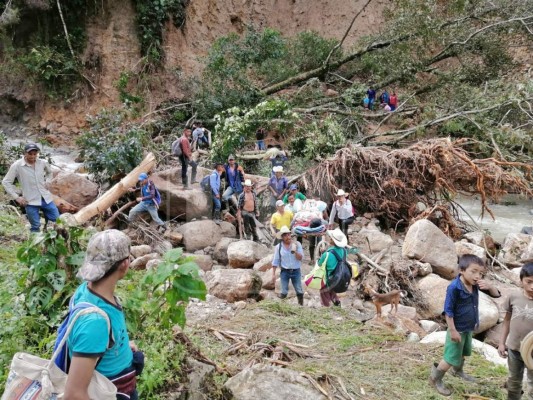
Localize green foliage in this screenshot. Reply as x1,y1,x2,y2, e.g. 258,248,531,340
21,46,79,95
16,224,90,323
77,109,148,184
212,99,299,160
123,248,207,333
133,0,189,64
115,71,144,106
197,28,340,118
289,116,346,159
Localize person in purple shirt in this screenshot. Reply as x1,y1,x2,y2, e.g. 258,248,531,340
209,162,225,225
269,166,288,209
367,87,376,110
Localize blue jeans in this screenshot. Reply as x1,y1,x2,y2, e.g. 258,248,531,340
257,140,265,150
222,186,242,202
212,196,221,212
507,349,533,400
25,198,60,232
280,268,303,296
128,201,165,226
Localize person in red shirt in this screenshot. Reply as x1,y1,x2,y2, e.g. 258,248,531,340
389,92,398,111
178,129,198,189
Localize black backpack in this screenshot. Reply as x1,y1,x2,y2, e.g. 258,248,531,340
326,249,352,293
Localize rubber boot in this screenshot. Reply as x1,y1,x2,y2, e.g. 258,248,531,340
214,210,221,225
450,360,476,382
278,293,287,300
297,294,304,306
429,363,452,396
252,228,260,243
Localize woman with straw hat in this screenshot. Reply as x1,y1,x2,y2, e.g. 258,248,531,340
317,228,348,307
328,189,354,239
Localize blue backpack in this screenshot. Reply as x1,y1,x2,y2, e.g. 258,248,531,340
53,299,113,373
200,174,212,193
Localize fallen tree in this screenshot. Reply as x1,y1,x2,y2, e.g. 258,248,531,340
72,152,156,224
301,138,532,234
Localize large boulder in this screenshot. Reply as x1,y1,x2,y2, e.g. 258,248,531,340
228,241,271,269
463,231,497,255
521,238,533,262
177,220,236,252
151,168,210,220
402,219,457,279
225,364,327,400
47,172,98,208
418,274,499,333
498,233,532,267
213,238,239,265
356,226,394,252
253,254,274,272
455,241,486,264
206,269,262,302
184,253,214,272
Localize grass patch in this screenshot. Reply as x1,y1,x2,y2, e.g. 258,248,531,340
190,299,509,399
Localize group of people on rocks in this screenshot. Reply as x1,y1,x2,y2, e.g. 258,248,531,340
364,87,398,111
3,140,532,400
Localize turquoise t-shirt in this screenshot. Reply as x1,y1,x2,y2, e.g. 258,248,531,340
318,246,346,284
67,282,133,377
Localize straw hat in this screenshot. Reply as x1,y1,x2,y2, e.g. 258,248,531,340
326,228,347,248
273,166,284,173
336,189,347,197
276,225,292,239
244,179,253,187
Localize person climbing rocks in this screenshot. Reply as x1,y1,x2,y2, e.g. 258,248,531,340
128,172,166,232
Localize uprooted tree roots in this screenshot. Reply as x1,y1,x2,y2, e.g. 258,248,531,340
302,138,532,235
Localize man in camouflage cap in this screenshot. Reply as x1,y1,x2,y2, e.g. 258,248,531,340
65,229,142,399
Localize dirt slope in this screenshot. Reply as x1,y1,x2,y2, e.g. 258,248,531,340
6,0,389,134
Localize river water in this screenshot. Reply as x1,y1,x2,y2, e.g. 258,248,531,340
456,195,533,243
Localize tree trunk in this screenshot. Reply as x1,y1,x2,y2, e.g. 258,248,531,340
73,152,157,224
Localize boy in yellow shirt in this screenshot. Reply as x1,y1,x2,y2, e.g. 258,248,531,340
270,200,293,244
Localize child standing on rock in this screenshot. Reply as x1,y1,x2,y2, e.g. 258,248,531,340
429,254,500,396
498,261,533,400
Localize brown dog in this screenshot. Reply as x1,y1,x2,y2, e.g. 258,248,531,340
367,288,407,318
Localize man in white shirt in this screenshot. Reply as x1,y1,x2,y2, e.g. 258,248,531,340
2,143,59,232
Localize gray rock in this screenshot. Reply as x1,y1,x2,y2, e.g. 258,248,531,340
206,269,262,302
455,240,486,263
415,261,432,277
407,332,420,343
225,364,327,400
130,253,160,270
521,226,533,235
146,259,161,271
402,219,457,279
228,240,271,269
183,357,215,400
498,233,532,267
131,244,152,259
356,227,394,252
177,220,237,252
213,237,239,265
253,254,274,272
47,172,98,208
420,320,441,333
185,253,214,272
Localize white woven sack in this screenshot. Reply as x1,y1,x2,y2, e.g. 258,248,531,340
520,331,533,370
1,307,117,400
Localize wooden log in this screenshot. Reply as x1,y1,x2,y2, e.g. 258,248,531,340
73,152,156,224
53,195,79,214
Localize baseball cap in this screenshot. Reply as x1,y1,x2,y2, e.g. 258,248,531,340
77,230,131,282
289,184,298,190
24,143,40,153
276,200,285,207
228,154,235,161
138,173,148,181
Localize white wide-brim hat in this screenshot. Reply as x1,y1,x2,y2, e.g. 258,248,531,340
244,179,253,187
273,166,284,173
276,225,292,239
326,228,347,248
336,189,347,197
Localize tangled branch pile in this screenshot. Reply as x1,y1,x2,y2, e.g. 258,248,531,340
302,138,532,229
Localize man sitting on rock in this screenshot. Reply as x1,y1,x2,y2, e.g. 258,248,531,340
237,179,260,242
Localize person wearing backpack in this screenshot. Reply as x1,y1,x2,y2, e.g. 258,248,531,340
209,162,225,225
128,172,167,232
318,228,348,307
176,128,198,190
64,229,142,400
271,226,305,306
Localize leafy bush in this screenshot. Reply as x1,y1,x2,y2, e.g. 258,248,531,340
212,99,299,160
289,116,346,159
77,110,148,184
115,71,144,106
